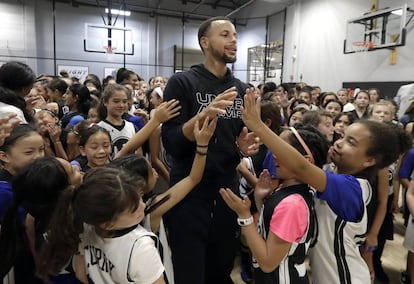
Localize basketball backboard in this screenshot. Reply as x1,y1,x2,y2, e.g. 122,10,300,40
84,23,134,55
344,5,410,54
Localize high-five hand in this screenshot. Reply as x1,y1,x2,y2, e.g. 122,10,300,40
201,86,238,118
194,116,218,147
152,99,181,123
241,88,262,131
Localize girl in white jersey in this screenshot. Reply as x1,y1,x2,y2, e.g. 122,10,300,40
97,84,136,158
37,167,165,284
109,116,217,284
232,89,410,284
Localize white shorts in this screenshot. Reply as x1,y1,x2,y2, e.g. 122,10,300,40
403,215,414,252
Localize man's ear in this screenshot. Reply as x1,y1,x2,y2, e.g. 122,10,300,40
0,151,10,164
200,36,209,51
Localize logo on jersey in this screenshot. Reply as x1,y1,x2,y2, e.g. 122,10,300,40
85,245,115,275
195,92,243,119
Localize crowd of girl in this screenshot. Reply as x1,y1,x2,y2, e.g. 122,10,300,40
0,59,414,284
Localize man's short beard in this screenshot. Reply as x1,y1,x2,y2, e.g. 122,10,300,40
210,47,237,64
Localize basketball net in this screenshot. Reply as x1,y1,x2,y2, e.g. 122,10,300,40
351,41,374,53
103,46,116,54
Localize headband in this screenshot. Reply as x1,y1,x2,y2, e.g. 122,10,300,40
289,127,315,165
154,87,163,99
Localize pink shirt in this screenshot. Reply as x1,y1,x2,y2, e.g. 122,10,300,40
269,194,309,243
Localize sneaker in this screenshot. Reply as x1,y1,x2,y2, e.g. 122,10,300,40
240,252,253,283
401,271,411,284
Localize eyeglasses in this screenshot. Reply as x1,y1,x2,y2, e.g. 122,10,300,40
289,127,315,165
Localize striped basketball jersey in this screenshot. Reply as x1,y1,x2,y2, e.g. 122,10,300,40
80,224,164,284
97,119,135,158
309,177,371,284
253,184,316,284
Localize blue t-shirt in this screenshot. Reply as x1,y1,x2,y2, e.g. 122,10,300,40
399,148,414,179
262,150,279,179
0,171,26,222
317,171,364,222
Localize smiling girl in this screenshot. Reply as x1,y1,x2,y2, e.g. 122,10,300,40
98,84,136,158
38,167,165,284
75,120,112,172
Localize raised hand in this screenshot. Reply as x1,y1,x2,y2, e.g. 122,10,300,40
0,113,20,146
133,108,149,124
201,86,238,119
219,188,251,219
237,126,260,156
194,116,218,147
254,170,274,202
151,99,181,123
241,88,262,131
279,90,291,109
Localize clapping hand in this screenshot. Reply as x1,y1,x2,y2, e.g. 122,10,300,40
151,99,181,124
254,170,274,202
219,187,251,219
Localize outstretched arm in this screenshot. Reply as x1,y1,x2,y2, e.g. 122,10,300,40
115,100,180,158
149,116,218,232
241,90,327,192
149,126,170,183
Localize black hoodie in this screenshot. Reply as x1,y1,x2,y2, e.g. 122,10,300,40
162,64,247,197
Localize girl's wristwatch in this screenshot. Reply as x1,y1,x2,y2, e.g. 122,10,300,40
237,216,254,226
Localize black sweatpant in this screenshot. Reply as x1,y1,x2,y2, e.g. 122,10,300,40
164,194,238,284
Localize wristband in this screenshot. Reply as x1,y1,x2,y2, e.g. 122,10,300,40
196,144,209,148
195,150,207,156
237,216,254,226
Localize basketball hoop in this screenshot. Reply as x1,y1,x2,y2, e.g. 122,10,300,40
103,46,117,54
351,41,374,53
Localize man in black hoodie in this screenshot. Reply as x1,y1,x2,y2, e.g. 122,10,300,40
162,16,258,284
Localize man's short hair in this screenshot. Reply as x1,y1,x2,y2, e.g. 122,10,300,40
198,16,232,52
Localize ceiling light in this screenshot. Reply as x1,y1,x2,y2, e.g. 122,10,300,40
105,8,131,16
391,9,403,16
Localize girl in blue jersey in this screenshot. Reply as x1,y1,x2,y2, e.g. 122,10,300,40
226,89,410,284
